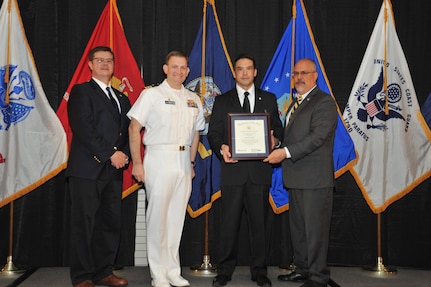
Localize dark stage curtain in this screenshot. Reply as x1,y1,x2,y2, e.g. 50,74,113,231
1,0,431,269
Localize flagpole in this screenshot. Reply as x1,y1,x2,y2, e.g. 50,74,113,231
383,0,389,115
1,201,27,274
109,0,114,49
189,211,216,275
363,1,396,276
200,0,207,95
362,213,397,276
289,0,297,101
1,1,27,274
189,0,216,276
280,0,297,272
5,0,12,105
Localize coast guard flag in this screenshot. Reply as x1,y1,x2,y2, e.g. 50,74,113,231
185,0,235,218
0,0,67,207
342,0,431,214
261,0,357,213
56,0,145,197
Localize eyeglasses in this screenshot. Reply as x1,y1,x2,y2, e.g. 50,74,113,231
292,71,316,77
92,58,114,64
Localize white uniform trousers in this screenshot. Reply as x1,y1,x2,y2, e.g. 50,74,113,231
144,146,192,285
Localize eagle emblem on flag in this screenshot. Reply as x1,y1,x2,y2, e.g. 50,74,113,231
0,64,35,130
354,67,404,131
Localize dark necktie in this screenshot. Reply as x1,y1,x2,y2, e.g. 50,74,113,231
106,87,120,114
288,95,302,125
243,91,250,113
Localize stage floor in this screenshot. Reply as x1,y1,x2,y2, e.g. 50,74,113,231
1,265,430,287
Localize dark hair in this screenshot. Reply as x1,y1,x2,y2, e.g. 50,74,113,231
165,50,189,65
234,53,257,69
88,46,115,61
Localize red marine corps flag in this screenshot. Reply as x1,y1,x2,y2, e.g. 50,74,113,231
56,0,145,197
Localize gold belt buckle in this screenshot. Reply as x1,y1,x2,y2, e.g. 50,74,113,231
179,146,185,151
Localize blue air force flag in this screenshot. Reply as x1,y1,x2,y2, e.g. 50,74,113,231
342,0,431,214
0,0,68,207
261,0,357,213
185,0,235,218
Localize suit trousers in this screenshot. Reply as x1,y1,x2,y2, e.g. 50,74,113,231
289,187,333,285
217,180,269,278
68,176,122,285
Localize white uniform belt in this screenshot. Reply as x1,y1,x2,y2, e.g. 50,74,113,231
146,145,191,151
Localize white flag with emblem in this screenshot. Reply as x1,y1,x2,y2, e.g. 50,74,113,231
0,0,68,207
343,0,431,214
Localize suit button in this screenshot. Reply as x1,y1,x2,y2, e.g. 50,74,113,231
119,132,123,136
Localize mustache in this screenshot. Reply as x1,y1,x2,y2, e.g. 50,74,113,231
295,80,305,85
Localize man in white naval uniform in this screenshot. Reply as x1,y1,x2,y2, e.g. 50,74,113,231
127,51,205,287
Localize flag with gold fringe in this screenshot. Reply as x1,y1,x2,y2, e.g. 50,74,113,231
56,0,145,197
185,0,235,218
261,0,357,213
343,0,431,213
0,0,68,207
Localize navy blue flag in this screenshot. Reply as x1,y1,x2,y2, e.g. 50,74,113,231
261,0,357,213
185,0,235,218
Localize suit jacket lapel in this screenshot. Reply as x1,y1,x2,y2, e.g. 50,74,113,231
228,89,243,112
90,79,121,123
285,87,319,128
254,90,263,113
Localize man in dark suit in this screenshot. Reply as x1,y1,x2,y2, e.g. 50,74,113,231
264,58,338,287
208,54,283,287
66,46,130,287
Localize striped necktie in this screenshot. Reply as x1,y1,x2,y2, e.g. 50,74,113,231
288,95,302,125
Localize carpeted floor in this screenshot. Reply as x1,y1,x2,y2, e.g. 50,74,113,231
1,265,430,287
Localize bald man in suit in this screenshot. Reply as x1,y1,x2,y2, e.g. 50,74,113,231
264,58,337,287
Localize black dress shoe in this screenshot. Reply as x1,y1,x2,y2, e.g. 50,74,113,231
253,275,272,287
277,272,308,282
213,275,231,286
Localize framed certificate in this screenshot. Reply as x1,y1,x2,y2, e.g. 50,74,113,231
228,113,271,160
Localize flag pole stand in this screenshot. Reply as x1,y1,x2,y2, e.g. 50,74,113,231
1,201,28,274
362,213,396,276
189,211,216,276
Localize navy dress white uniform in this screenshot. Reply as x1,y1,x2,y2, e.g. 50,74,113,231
127,79,205,286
